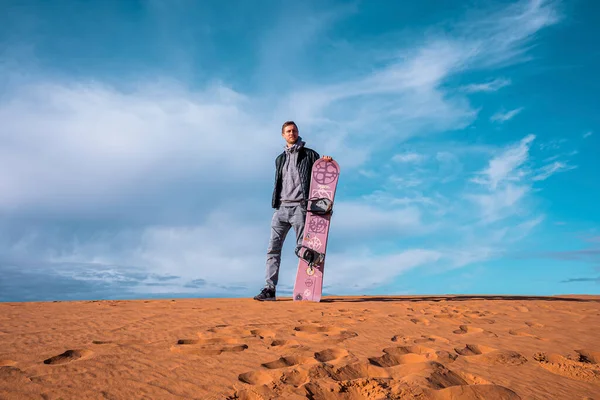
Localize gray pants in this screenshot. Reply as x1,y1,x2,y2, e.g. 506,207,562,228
264,204,306,289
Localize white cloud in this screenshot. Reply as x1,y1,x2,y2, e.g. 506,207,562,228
332,202,424,237
461,78,512,92
361,191,440,208
436,151,463,183
490,107,524,122
539,138,567,151
0,81,275,214
39,207,272,295
324,248,442,292
466,131,577,225
392,152,425,163
512,215,545,240
532,161,577,181
471,134,535,190
388,175,424,188
357,169,377,178
467,184,530,223
583,131,593,139
462,0,560,67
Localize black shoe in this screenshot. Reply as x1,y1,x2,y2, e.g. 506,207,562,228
253,287,276,301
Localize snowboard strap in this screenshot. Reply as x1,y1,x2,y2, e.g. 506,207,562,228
307,197,333,215
295,245,325,267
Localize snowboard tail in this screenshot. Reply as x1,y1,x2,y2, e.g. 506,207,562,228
293,158,340,302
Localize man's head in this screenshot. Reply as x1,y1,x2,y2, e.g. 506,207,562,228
281,121,299,146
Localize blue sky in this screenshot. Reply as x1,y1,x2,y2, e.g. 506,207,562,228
1,0,598,302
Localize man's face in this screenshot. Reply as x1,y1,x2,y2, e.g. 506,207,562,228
282,124,299,146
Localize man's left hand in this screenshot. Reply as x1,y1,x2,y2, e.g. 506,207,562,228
322,155,333,162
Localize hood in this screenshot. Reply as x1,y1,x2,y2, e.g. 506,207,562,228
285,136,306,153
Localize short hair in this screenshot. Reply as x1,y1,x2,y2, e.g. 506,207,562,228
281,120,298,133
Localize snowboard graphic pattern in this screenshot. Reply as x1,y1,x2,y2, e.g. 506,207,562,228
293,158,340,302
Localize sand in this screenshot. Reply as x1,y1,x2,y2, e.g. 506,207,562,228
1,295,599,399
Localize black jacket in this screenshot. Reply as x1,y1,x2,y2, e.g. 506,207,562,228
271,147,320,209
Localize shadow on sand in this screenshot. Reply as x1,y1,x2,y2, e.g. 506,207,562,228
316,295,600,304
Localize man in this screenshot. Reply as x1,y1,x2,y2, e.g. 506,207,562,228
254,121,332,301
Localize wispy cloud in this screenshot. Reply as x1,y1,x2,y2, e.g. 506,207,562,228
392,152,425,163
522,247,600,263
461,0,560,67
490,107,524,123
332,202,425,238
461,78,511,92
583,131,593,139
436,151,463,183
561,277,600,283
584,236,600,243
324,248,443,292
466,131,578,225
539,138,567,151
471,134,535,190
532,161,577,181
467,184,531,223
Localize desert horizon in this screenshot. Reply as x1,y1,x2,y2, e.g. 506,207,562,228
2,294,599,399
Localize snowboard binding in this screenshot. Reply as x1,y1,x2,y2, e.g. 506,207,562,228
308,197,333,215
295,245,325,275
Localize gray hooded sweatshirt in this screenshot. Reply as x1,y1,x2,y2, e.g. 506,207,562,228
279,137,306,206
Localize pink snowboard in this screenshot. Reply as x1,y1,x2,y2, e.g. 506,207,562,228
293,158,340,302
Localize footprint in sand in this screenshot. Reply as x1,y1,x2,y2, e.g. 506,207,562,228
241,367,312,391
171,337,248,356
463,311,496,322
392,334,450,345
455,344,528,366
457,371,493,385
453,325,482,334
576,349,600,364
91,339,148,346
292,324,358,342
261,355,317,369
235,367,311,399
455,344,497,356
533,351,600,384
525,321,544,328
231,346,513,400
280,368,311,387
270,339,300,348
43,349,93,365
310,360,390,381
453,325,497,337
92,340,113,345
313,348,358,365
236,349,356,394
509,329,547,341
249,329,276,340
238,370,274,386
205,325,253,337
433,313,461,320
480,351,528,366
368,345,457,367
394,361,516,400
425,384,521,400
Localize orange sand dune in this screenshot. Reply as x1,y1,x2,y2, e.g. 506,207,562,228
1,295,599,399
